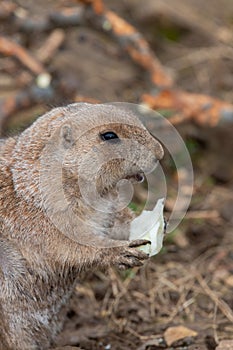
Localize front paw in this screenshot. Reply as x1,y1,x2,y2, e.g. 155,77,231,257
114,239,151,270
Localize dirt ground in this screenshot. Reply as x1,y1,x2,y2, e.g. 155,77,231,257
0,0,233,349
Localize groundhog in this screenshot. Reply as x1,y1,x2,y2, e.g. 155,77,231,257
0,103,164,350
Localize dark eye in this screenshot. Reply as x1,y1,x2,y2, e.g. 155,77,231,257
100,131,119,141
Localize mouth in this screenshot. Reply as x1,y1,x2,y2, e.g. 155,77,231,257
125,173,145,184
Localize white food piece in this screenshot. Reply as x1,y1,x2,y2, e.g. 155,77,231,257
129,198,165,257
36,73,51,88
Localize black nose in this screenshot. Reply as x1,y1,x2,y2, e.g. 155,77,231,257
135,173,144,183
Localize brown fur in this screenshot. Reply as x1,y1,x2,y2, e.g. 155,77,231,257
0,103,163,349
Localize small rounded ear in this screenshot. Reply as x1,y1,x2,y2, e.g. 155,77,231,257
61,124,74,148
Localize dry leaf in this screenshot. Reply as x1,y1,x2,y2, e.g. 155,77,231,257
164,325,198,346
216,340,233,350
225,275,233,287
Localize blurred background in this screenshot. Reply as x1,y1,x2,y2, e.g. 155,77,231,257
0,1,233,349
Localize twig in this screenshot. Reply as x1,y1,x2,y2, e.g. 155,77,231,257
35,29,65,64
78,0,233,127
142,90,233,126
103,11,173,88
49,7,84,27
79,0,173,88
14,7,84,32
0,35,45,75
79,0,104,14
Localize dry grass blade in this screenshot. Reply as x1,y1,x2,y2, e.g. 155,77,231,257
185,210,220,220
196,272,233,323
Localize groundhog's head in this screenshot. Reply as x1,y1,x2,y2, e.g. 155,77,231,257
57,104,163,205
